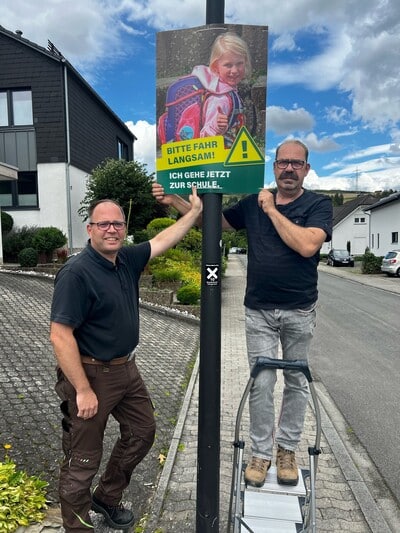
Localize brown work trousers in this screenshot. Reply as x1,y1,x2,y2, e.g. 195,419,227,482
55,359,155,532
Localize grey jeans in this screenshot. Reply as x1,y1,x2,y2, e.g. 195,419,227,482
245,305,316,459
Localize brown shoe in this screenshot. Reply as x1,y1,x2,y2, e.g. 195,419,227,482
244,456,271,487
276,445,299,485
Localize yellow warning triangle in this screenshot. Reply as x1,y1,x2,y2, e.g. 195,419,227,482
225,127,265,166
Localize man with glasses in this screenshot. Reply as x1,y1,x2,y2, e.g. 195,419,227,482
152,139,332,488
50,190,202,532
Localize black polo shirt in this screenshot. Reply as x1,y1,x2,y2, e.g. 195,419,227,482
50,241,151,361
223,190,332,310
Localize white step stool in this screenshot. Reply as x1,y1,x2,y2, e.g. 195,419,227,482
240,466,308,532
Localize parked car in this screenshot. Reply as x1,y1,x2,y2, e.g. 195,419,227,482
381,250,400,277
327,249,354,267
229,247,247,254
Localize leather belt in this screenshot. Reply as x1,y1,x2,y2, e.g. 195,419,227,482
81,353,133,366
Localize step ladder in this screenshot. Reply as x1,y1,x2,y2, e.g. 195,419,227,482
241,465,308,532
228,357,322,533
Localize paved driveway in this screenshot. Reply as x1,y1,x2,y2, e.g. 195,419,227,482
0,272,200,521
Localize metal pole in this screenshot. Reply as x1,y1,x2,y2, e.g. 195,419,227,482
196,1,225,531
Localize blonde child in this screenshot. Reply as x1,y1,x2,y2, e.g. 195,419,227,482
192,32,252,147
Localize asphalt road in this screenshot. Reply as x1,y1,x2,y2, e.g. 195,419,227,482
310,270,400,504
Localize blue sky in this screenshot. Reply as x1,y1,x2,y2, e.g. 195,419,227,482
2,0,400,192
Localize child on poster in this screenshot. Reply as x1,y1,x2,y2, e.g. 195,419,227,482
158,32,252,149
193,32,252,147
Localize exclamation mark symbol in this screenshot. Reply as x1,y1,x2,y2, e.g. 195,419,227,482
242,140,248,159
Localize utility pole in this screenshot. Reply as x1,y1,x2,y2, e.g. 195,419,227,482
196,1,225,531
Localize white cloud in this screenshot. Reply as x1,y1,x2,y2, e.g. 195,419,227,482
2,0,124,76
267,106,315,135
302,133,341,153
343,144,394,162
126,120,156,174
269,28,352,92
325,106,351,125
271,33,298,52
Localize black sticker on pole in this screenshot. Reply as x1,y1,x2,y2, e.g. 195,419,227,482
205,264,219,286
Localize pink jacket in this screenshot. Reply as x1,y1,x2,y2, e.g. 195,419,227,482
191,65,243,141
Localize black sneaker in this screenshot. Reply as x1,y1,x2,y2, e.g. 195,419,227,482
92,493,135,530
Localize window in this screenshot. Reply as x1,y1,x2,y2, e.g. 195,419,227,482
354,217,366,224
117,138,128,161
0,92,8,126
392,232,399,244
0,171,38,208
0,89,33,127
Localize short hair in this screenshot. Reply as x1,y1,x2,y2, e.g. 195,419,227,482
88,199,125,221
275,140,309,162
209,32,252,78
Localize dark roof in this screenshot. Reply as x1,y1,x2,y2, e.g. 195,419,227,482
365,192,400,212
333,194,376,226
0,25,136,141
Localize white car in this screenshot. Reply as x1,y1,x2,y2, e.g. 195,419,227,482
381,250,400,277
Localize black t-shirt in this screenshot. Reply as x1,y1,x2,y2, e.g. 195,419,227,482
223,190,332,310
50,241,151,361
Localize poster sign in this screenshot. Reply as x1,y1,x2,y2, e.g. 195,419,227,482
156,24,268,194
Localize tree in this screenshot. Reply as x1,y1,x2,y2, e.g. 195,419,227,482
78,159,168,235
332,192,344,206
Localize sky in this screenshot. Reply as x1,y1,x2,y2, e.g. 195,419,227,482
2,0,400,192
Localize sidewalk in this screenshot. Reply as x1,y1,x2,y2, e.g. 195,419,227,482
14,258,399,532
145,256,399,532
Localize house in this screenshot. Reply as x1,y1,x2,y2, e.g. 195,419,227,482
320,194,376,255
0,25,136,255
364,192,400,257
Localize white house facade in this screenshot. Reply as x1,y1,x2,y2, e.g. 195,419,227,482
364,192,400,257
320,194,376,255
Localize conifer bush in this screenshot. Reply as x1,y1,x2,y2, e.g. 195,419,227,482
18,247,39,268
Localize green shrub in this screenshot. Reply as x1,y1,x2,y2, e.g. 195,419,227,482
152,268,182,282
163,248,193,263
1,211,13,235
132,229,149,244
177,283,200,305
2,226,38,262
177,228,202,253
18,247,39,268
0,459,48,531
32,227,67,255
146,217,175,239
361,251,383,274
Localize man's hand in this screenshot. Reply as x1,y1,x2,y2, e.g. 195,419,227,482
76,388,99,420
258,188,276,215
149,186,202,259
152,182,174,206
188,186,203,216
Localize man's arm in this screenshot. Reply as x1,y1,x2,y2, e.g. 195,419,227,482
50,321,98,419
149,186,202,259
258,189,327,257
151,182,234,231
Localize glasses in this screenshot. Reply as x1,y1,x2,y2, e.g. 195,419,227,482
275,159,306,170
89,221,126,231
